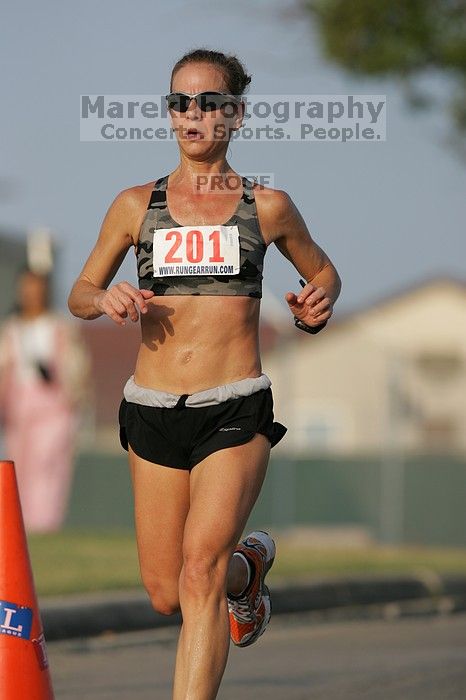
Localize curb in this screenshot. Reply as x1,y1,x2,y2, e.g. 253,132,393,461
40,573,466,642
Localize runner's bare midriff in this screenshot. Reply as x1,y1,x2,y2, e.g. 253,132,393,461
133,294,262,394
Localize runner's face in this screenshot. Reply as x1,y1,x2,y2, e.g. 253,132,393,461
169,63,243,155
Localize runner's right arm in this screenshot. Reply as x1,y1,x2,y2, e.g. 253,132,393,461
67,189,154,326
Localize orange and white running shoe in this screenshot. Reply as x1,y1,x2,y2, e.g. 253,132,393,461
228,530,276,647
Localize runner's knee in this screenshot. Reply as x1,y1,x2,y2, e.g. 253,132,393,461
180,548,231,598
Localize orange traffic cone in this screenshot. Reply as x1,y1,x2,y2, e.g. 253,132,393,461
0,460,54,699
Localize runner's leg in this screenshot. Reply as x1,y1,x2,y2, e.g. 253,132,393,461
128,448,253,615
128,446,191,615
173,433,270,700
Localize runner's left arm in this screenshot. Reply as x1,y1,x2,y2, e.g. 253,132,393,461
263,189,342,329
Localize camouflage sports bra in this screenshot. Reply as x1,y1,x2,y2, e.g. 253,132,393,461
136,175,266,297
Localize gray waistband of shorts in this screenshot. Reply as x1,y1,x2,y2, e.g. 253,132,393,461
123,373,271,408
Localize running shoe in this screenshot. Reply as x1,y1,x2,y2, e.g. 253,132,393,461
227,530,276,647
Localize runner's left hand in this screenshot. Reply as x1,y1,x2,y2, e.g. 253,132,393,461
285,283,333,327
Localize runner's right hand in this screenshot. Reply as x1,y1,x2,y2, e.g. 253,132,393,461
94,282,155,326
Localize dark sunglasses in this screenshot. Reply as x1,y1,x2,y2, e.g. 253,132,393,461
165,91,240,113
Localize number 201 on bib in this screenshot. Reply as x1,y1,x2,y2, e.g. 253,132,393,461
153,225,240,276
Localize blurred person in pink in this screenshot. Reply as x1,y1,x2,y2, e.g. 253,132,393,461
0,268,90,533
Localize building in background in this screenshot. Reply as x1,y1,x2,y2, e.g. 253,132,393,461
265,275,466,457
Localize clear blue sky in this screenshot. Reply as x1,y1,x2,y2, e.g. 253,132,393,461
2,0,465,318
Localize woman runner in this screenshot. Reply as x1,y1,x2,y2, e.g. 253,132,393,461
68,48,341,700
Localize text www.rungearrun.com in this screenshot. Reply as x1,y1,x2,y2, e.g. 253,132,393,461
157,264,235,275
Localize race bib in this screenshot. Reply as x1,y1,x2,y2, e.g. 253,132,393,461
153,225,240,276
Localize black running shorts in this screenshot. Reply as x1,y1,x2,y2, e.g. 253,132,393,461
118,387,287,470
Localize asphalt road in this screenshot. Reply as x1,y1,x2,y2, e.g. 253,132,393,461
47,610,466,699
